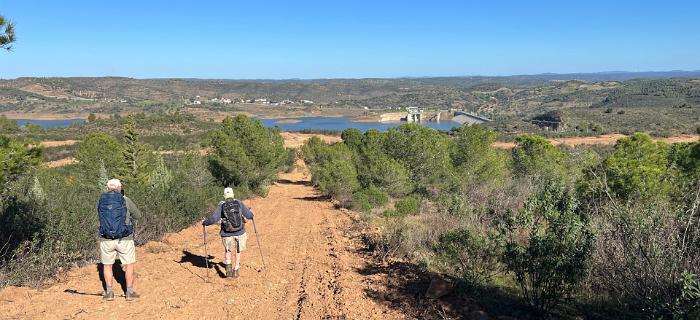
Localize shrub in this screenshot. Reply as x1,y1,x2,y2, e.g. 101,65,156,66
588,194,700,318
500,180,594,314
351,192,372,212
0,136,42,188
314,159,359,203
384,124,454,189
512,134,567,178
602,132,671,200
433,227,503,284
395,195,420,216
207,115,286,196
341,128,364,152
75,133,125,180
451,125,508,184
351,185,389,212
382,208,399,218
363,184,389,207
0,115,19,133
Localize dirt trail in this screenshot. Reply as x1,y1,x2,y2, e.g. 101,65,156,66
493,133,699,149
0,165,403,320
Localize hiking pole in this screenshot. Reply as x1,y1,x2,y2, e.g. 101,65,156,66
202,224,211,282
251,217,267,270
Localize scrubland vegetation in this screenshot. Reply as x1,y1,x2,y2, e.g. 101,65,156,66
302,124,700,318
0,115,288,287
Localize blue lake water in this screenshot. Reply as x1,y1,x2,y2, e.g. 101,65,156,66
15,119,85,128
260,117,462,132
15,116,461,132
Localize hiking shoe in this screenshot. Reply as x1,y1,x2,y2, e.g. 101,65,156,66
225,264,233,278
102,290,114,301
233,269,240,279
125,291,140,301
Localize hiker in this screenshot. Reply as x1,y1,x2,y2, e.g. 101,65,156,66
97,179,142,301
202,187,254,278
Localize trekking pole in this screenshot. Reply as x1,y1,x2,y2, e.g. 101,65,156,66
202,224,211,282
251,217,267,270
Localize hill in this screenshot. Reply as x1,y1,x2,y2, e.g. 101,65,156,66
1,72,699,136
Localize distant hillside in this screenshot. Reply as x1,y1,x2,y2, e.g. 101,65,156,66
0,72,698,136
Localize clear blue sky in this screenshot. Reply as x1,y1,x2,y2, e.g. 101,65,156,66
1,0,699,79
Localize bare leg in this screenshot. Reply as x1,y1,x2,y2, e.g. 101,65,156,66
124,263,135,289
103,264,114,289
225,251,232,265
234,252,241,270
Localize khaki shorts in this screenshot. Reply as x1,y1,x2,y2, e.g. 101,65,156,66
99,239,136,265
222,233,247,253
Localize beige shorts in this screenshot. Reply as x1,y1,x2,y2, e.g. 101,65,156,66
99,239,136,265
222,233,247,253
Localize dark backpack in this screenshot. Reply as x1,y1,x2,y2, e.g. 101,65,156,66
98,192,133,239
221,199,244,233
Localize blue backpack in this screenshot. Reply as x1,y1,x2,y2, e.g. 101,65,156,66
98,192,133,239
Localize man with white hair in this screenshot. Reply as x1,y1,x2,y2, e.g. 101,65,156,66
203,187,254,278
97,178,142,301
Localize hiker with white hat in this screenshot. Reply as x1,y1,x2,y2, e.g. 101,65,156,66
98,178,142,301
202,187,254,278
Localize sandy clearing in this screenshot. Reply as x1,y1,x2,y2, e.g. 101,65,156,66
46,157,77,168
39,140,80,148
494,134,700,149
280,132,342,148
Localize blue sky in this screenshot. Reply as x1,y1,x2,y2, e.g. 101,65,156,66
1,0,699,79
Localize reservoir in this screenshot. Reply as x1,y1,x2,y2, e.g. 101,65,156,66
260,116,461,132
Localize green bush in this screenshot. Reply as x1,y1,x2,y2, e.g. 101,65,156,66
384,124,454,189
0,136,42,188
512,134,567,178
382,208,399,218
602,132,671,200
351,185,389,212
434,227,503,284
451,125,508,184
500,180,594,314
363,184,389,206
0,115,19,133
364,157,414,197
395,195,420,216
314,159,359,203
351,192,372,212
207,115,286,196
75,133,125,180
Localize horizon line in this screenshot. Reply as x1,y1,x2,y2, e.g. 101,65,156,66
2,69,700,81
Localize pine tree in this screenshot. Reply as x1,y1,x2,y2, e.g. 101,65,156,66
123,116,141,179
30,176,45,202
98,160,109,190
0,15,15,51
149,155,172,191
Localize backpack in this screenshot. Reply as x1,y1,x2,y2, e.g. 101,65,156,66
98,192,133,239
221,199,244,233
